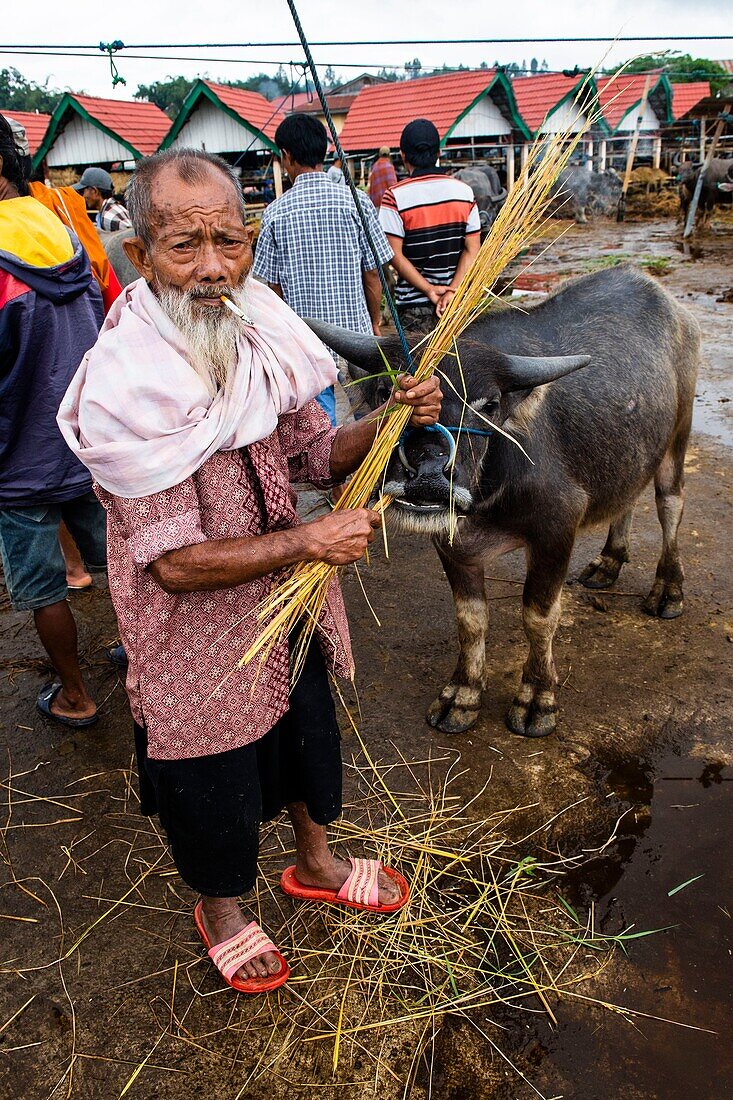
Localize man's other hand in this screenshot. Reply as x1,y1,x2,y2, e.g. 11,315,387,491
303,508,381,566
435,288,456,317
426,284,452,309
393,374,443,427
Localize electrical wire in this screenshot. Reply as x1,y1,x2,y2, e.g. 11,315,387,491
1,36,732,48
0,48,728,81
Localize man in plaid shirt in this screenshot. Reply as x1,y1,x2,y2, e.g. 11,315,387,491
253,115,392,425
73,167,132,232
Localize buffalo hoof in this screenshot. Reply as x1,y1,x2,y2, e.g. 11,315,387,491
506,698,557,739
578,554,624,590
426,685,481,734
643,580,684,620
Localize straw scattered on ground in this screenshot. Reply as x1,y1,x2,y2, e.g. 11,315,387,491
0,723,703,1099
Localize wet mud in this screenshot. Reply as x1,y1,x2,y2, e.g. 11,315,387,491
0,215,731,1098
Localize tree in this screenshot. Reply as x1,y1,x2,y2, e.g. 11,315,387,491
612,53,728,94
0,68,63,113
135,77,195,118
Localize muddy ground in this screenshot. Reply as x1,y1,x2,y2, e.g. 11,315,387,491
0,215,731,1099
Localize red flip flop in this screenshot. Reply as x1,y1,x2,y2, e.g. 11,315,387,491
280,857,410,914
193,900,290,994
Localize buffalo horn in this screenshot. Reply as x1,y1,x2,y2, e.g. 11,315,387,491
501,352,591,391
303,318,384,368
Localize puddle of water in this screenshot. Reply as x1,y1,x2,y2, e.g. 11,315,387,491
528,754,733,1098
693,383,733,447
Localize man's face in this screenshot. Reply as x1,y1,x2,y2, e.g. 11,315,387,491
124,163,254,311
82,186,103,211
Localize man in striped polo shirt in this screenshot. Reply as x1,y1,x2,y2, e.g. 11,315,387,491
379,119,481,335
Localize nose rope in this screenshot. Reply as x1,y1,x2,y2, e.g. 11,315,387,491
397,423,494,463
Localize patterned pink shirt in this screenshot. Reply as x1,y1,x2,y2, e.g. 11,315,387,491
96,400,353,761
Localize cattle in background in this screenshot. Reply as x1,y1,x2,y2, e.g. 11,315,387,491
307,266,700,740
675,155,733,226
99,227,138,289
455,166,508,235
548,166,622,223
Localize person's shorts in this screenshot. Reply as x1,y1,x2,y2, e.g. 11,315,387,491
0,491,107,611
135,637,343,897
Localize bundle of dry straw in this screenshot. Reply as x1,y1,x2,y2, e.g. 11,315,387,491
244,76,611,678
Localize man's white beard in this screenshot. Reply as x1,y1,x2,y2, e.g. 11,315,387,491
156,280,252,397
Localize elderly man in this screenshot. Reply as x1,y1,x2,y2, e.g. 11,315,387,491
59,149,442,994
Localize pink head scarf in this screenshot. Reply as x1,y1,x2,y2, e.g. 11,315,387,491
58,278,338,498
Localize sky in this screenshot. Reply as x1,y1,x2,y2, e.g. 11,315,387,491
2,0,730,101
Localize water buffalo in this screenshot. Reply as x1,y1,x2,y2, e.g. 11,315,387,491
455,167,507,232
307,265,700,738
676,156,733,225
99,227,138,288
548,166,621,223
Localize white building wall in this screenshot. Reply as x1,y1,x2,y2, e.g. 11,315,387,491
615,102,660,133
539,100,588,135
46,112,132,166
449,94,512,139
168,99,270,154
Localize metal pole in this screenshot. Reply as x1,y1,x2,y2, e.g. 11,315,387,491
683,102,732,238
284,0,414,368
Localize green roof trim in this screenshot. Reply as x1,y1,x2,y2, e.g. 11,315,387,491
608,73,673,135
33,93,140,170
532,76,611,138
159,80,279,154
443,71,533,143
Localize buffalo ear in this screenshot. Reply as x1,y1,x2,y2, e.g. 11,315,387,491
499,352,591,393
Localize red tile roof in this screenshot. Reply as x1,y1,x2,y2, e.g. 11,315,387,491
287,91,315,111
203,81,287,140
0,108,50,154
339,69,503,152
511,74,585,134
71,94,170,155
294,93,357,116
716,59,733,75
671,81,711,120
596,72,663,131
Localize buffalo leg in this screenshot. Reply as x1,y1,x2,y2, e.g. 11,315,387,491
643,441,686,619
426,543,487,734
578,507,634,589
506,546,572,738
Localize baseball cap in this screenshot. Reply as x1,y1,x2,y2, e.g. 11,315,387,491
399,119,440,162
3,115,30,158
73,167,114,192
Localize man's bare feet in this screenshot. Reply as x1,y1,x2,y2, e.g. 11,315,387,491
198,896,283,982
294,853,401,906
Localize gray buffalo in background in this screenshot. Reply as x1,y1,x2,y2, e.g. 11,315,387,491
308,266,699,740
455,166,508,234
99,227,139,289
547,166,622,223
675,155,733,226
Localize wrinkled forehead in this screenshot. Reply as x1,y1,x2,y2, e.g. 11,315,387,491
148,162,245,239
